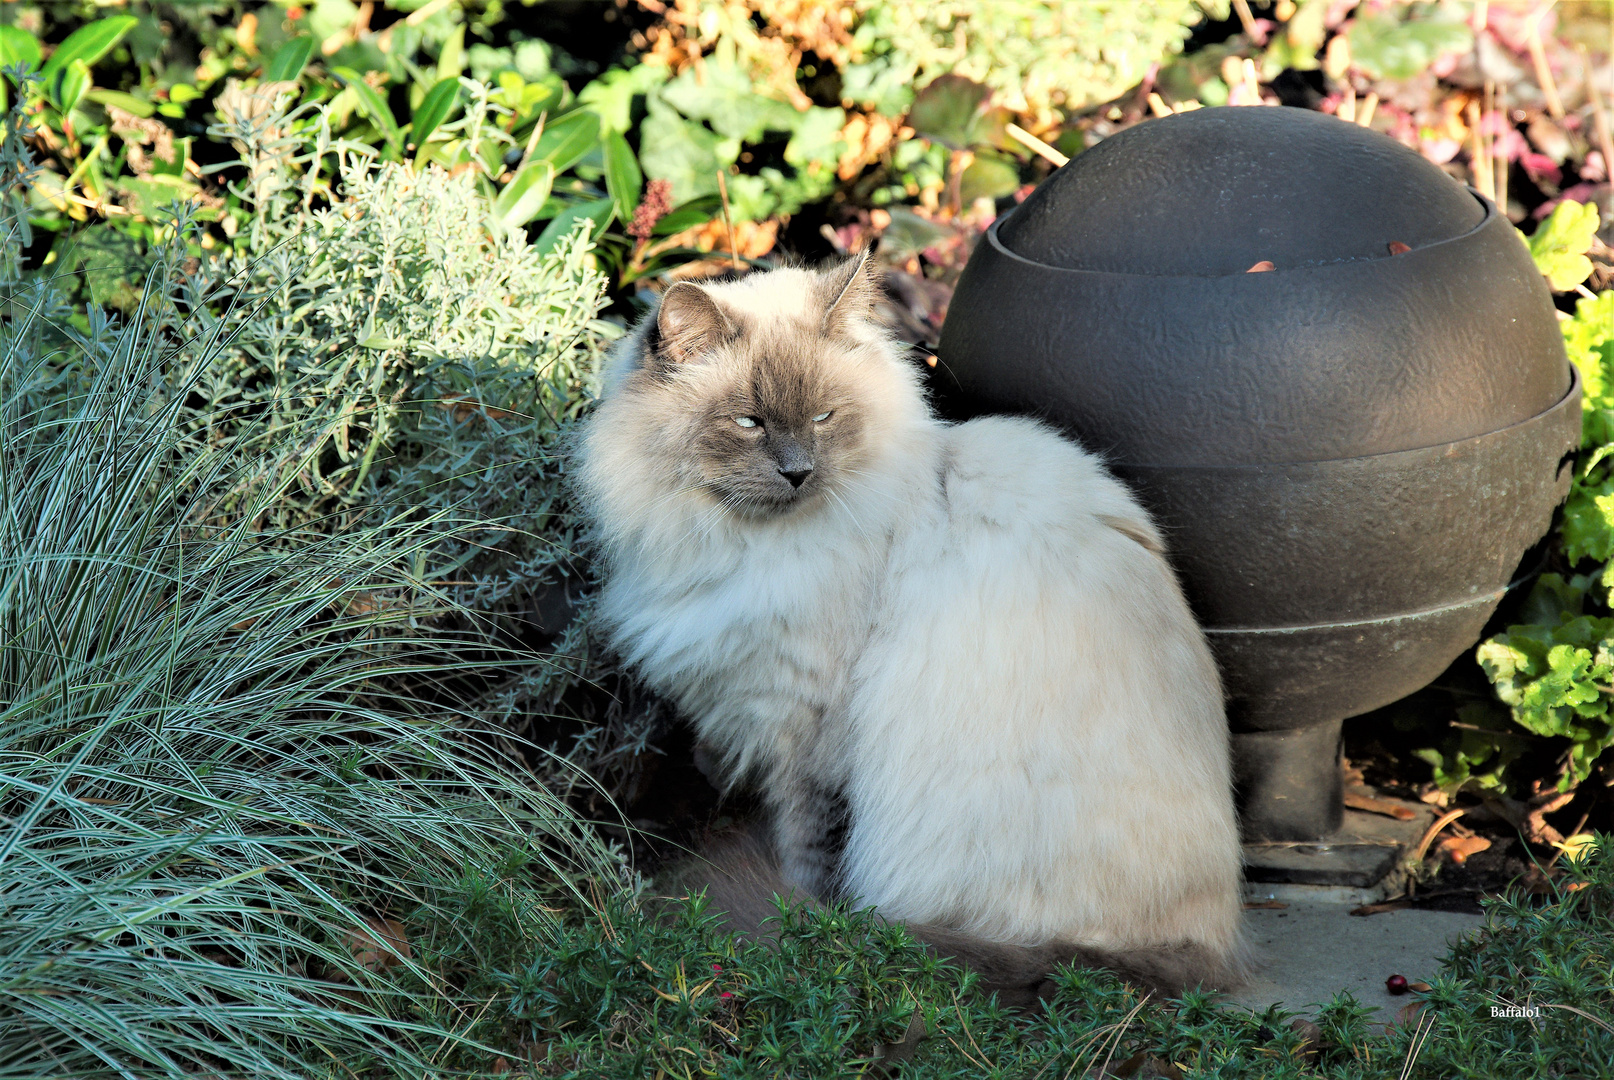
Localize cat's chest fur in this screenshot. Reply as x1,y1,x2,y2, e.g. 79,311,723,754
595,501,895,779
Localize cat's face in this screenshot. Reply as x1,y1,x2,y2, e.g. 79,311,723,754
683,313,868,515
610,253,901,520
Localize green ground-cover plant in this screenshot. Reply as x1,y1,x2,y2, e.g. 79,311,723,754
340,834,1614,1077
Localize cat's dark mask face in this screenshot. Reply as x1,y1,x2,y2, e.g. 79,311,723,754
692,353,865,515
648,255,880,518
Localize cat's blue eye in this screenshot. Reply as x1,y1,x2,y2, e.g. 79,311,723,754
813,411,832,423
734,416,759,428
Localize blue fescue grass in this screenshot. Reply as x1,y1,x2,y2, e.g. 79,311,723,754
0,231,624,1078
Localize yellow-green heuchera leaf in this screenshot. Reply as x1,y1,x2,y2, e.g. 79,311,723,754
1526,199,1600,292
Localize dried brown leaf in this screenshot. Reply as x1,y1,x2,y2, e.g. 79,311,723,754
348,917,411,972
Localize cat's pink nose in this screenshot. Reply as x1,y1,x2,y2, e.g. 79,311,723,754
779,467,812,488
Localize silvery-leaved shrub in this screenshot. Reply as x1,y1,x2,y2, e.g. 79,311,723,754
142,83,632,775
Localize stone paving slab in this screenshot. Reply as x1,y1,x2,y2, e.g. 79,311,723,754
1224,899,1487,1019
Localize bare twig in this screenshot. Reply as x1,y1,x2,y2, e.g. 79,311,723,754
1467,98,1494,200
1232,0,1261,41
1546,809,1592,868
1525,1,1565,119
1413,808,1467,864
1493,82,1510,215
716,169,740,272
1356,91,1379,128
1005,122,1069,167
517,111,547,172
1344,791,1416,820
405,0,453,26
1582,46,1614,187
1398,1008,1436,1080
1090,994,1151,1080
1539,1003,1614,1036
376,0,453,51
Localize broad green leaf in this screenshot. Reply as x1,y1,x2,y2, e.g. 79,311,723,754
47,59,90,114
783,106,847,167
958,153,1020,204
638,94,725,203
411,78,460,152
530,109,600,174
578,62,669,134
308,0,358,42
333,67,400,147
907,74,992,150
652,195,721,237
841,55,918,117
661,60,799,143
1347,10,1472,81
878,206,956,261
115,174,201,218
86,88,154,118
602,130,642,229
263,36,316,82
493,160,554,230
1565,291,1614,446
0,25,42,73
168,83,202,104
1526,199,1601,291
437,23,466,82
1518,573,1596,628
151,136,190,178
40,16,137,81
1561,477,1614,564
534,197,613,254
1268,0,1329,71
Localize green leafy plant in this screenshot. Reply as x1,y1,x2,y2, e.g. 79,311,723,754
1456,216,1614,795
1345,5,1473,81
636,56,845,221
1528,199,1604,293
1,2,717,294
842,0,1210,122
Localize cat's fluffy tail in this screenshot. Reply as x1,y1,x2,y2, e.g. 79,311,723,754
656,828,1249,1009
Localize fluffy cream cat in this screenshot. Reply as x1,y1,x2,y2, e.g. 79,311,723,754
575,251,1246,995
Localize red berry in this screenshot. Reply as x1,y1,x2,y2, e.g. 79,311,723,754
1386,974,1409,995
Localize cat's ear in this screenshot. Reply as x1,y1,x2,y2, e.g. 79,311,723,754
654,282,736,364
821,244,881,336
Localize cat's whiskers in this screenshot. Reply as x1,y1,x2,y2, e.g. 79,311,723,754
824,486,874,545
690,482,753,544
828,468,909,525
639,476,722,519
633,471,757,549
